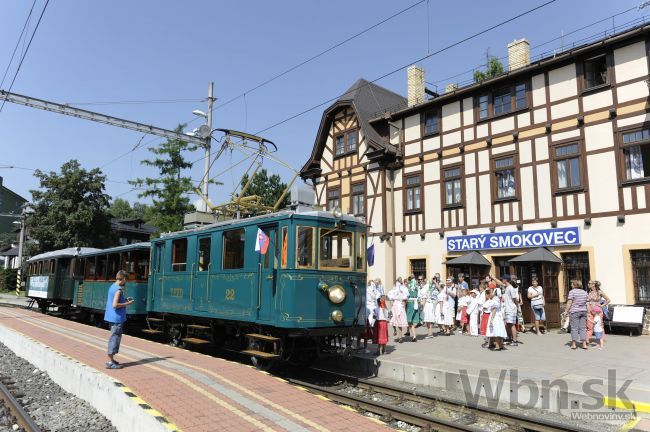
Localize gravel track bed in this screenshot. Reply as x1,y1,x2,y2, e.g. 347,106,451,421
0,341,116,432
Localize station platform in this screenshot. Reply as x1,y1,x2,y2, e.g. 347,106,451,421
317,325,650,429
0,304,389,432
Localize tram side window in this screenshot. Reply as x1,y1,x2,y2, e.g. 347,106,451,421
281,227,288,268
96,255,107,280
172,239,188,272
85,257,96,280
223,229,245,270
49,260,55,274
319,229,353,270
198,237,211,272
357,233,366,271
107,254,120,279
296,227,314,269
132,250,149,279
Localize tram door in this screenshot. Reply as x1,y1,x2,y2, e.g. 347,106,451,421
151,242,165,310
257,225,278,322
193,235,212,312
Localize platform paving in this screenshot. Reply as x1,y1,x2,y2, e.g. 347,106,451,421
320,325,650,424
0,304,389,432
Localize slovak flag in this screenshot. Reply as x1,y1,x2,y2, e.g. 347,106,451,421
255,228,270,254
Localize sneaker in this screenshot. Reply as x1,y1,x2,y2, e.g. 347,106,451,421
105,362,122,369
511,342,518,347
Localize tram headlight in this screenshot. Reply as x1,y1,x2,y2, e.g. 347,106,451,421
332,207,343,219
331,309,343,322
328,285,346,304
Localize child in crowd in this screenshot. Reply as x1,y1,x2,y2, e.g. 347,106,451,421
458,288,471,335
591,305,605,350
467,289,480,336
373,296,389,355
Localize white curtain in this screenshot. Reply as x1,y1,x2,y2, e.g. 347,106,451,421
557,160,568,189
626,146,645,180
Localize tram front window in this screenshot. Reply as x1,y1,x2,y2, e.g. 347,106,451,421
319,229,353,270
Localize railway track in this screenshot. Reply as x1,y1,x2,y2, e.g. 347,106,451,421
0,375,42,432
286,370,590,432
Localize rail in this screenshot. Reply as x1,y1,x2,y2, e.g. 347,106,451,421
287,370,591,432
0,375,42,432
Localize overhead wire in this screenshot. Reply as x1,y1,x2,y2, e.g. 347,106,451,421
0,0,38,89
0,0,51,113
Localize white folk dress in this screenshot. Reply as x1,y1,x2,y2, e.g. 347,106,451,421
420,284,436,323
485,298,508,338
437,288,453,326
388,284,408,328
467,296,480,336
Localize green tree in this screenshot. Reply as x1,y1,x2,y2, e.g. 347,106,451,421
109,198,152,221
29,160,115,253
473,57,505,83
239,168,290,214
129,125,197,233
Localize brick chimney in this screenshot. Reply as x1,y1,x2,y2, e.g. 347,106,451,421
508,38,530,71
407,65,425,107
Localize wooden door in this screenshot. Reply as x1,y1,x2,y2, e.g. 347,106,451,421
542,263,561,327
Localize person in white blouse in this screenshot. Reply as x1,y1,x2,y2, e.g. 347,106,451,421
387,278,408,343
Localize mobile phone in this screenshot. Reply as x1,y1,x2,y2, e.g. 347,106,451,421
127,297,134,302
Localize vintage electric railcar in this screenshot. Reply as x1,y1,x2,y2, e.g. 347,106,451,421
25,247,100,312
146,208,368,365
73,243,150,322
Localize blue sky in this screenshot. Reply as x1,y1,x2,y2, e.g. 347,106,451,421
0,0,645,207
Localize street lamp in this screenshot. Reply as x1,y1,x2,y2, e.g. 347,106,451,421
188,83,215,211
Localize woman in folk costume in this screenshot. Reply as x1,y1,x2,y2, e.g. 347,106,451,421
421,276,438,338
373,296,389,355
362,279,378,349
405,275,422,342
388,277,408,343
437,278,454,335
467,289,480,336
485,288,508,351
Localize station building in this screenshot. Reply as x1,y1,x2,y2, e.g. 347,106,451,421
300,24,650,329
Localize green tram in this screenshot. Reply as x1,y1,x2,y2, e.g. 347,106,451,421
25,247,100,313
74,243,150,322
148,208,367,365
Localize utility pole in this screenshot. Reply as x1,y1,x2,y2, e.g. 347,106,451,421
15,207,26,297
203,82,215,204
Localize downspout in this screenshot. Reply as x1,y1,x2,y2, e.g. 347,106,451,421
390,168,397,284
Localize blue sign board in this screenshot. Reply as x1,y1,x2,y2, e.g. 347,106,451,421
446,227,580,252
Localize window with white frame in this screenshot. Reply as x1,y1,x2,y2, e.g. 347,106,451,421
494,156,516,199
405,175,422,212
444,167,462,206
351,183,365,216
555,143,582,190
622,129,650,181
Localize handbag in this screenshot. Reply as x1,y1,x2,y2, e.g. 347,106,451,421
531,287,545,309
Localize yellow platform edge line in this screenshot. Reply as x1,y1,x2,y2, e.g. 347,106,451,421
117,381,182,432
618,417,640,432
604,396,650,413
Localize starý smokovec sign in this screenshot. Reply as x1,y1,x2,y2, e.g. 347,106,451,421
446,227,580,252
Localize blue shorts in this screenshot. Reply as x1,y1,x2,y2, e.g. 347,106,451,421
594,331,603,340
532,307,546,321
505,311,518,324
107,323,124,355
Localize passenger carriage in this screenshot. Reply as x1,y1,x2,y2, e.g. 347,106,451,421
74,243,150,323
146,208,367,366
25,247,100,313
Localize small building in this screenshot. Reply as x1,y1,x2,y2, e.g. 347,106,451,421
110,218,157,245
301,23,650,328
0,176,27,236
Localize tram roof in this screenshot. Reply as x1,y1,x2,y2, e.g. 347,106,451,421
79,242,151,257
28,247,102,262
161,209,366,239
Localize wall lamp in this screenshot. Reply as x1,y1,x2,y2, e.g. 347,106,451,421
439,230,445,239
584,217,592,227
401,234,406,241
486,138,492,147
461,229,467,235
577,116,584,126
489,226,496,233
550,221,557,228
379,234,390,242
420,233,426,240
516,224,523,231
545,124,552,134
617,214,625,224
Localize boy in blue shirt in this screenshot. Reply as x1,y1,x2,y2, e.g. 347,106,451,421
104,270,134,369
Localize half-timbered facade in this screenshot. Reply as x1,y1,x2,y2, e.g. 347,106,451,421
301,24,650,328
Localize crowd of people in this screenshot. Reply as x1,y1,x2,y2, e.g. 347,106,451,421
363,273,611,355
